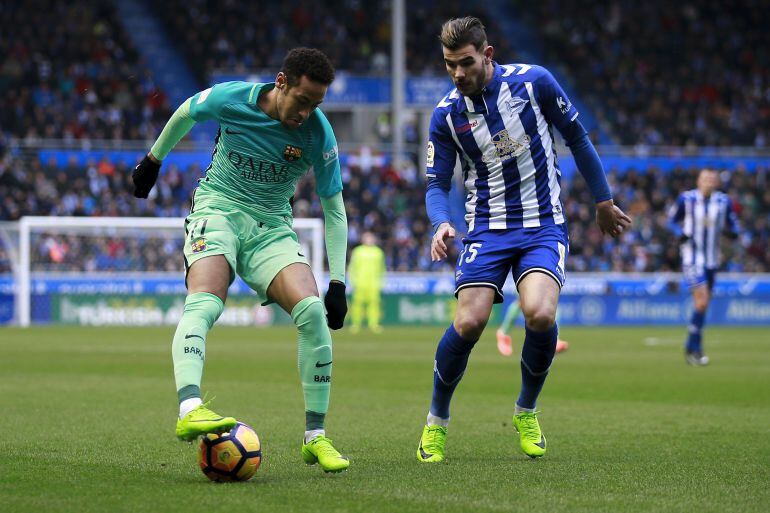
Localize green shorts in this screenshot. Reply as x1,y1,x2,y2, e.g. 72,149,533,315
183,205,309,305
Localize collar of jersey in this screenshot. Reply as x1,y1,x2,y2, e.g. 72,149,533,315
454,62,503,115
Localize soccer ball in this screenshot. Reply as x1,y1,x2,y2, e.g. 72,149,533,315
197,422,262,482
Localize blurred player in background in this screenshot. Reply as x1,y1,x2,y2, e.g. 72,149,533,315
668,168,740,366
132,48,350,473
349,231,386,334
418,16,631,462
496,299,568,356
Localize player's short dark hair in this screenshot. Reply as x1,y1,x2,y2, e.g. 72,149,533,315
440,16,488,51
282,48,335,87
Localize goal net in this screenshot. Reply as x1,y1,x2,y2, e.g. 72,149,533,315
9,216,324,327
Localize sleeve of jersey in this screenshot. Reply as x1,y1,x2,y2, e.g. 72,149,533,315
150,98,196,160
667,195,685,236
319,192,348,284
425,109,458,231
535,68,580,134
561,120,612,203
188,81,252,123
313,113,343,198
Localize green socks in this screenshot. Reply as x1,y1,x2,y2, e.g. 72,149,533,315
172,292,224,402
292,296,333,425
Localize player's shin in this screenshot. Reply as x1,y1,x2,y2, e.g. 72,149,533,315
686,310,706,353
429,324,478,424
292,296,333,440
172,292,224,416
517,324,558,410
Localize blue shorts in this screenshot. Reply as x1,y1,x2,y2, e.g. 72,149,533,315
683,266,716,291
454,224,569,303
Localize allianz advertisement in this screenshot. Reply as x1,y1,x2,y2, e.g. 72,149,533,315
1,274,770,326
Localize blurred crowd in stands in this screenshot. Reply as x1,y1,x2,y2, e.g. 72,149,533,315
0,0,171,141
1,146,768,274
0,0,768,277
156,0,515,80
528,0,770,147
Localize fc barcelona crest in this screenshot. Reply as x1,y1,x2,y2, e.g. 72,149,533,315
283,145,303,162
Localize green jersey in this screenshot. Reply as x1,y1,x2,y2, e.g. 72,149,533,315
188,81,342,226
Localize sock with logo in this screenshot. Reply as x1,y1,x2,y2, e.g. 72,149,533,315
293,296,333,416
517,324,558,409
429,324,479,420
172,292,224,409
685,310,706,353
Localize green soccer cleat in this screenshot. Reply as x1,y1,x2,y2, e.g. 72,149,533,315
512,411,547,458
302,436,350,473
175,403,237,442
416,424,447,463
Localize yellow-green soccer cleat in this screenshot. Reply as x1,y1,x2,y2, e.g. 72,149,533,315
302,436,350,473
512,411,547,458
416,424,447,463
175,404,237,442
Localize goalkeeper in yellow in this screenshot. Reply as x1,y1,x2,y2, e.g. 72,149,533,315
131,48,349,473
349,232,386,333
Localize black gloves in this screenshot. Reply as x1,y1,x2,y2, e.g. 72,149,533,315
324,281,347,330
133,155,161,198
679,234,691,243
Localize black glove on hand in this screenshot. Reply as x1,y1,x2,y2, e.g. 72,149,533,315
324,281,347,330
132,155,161,198
679,234,691,243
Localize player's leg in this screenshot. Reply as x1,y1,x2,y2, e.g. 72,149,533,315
684,267,711,365
496,299,521,356
513,272,560,457
418,287,496,462
418,232,509,463
174,213,239,440
510,225,567,458
266,263,349,472
686,286,711,365
367,287,383,333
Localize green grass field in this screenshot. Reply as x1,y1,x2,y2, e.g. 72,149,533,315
1,325,768,513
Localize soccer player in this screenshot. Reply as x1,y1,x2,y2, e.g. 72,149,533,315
417,17,631,462
667,168,740,366
496,299,569,357
348,231,386,334
132,48,350,473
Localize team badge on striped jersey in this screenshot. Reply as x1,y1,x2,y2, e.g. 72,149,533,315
505,96,529,115
485,130,531,163
283,145,303,162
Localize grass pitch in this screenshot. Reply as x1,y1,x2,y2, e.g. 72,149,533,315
1,325,768,513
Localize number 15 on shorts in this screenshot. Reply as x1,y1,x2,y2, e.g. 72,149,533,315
458,243,482,265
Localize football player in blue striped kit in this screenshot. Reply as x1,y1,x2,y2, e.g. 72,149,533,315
416,16,631,462
668,168,741,366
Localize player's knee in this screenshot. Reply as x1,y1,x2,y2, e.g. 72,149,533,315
454,314,488,340
183,292,225,328
292,296,327,334
524,306,556,331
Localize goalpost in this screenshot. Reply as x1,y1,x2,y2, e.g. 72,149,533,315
15,216,325,327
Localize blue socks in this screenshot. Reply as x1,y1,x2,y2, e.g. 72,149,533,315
517,324,558,409
686,310,706,352
429,324,478,419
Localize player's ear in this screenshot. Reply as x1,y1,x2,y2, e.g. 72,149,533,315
483,45,494,64
275,72,287,91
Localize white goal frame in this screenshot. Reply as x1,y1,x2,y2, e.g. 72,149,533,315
16,216,324,327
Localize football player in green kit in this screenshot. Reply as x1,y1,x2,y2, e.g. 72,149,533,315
132,48,350,473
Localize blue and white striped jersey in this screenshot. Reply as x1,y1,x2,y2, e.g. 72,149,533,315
426,62,578,232
668,189,740,270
